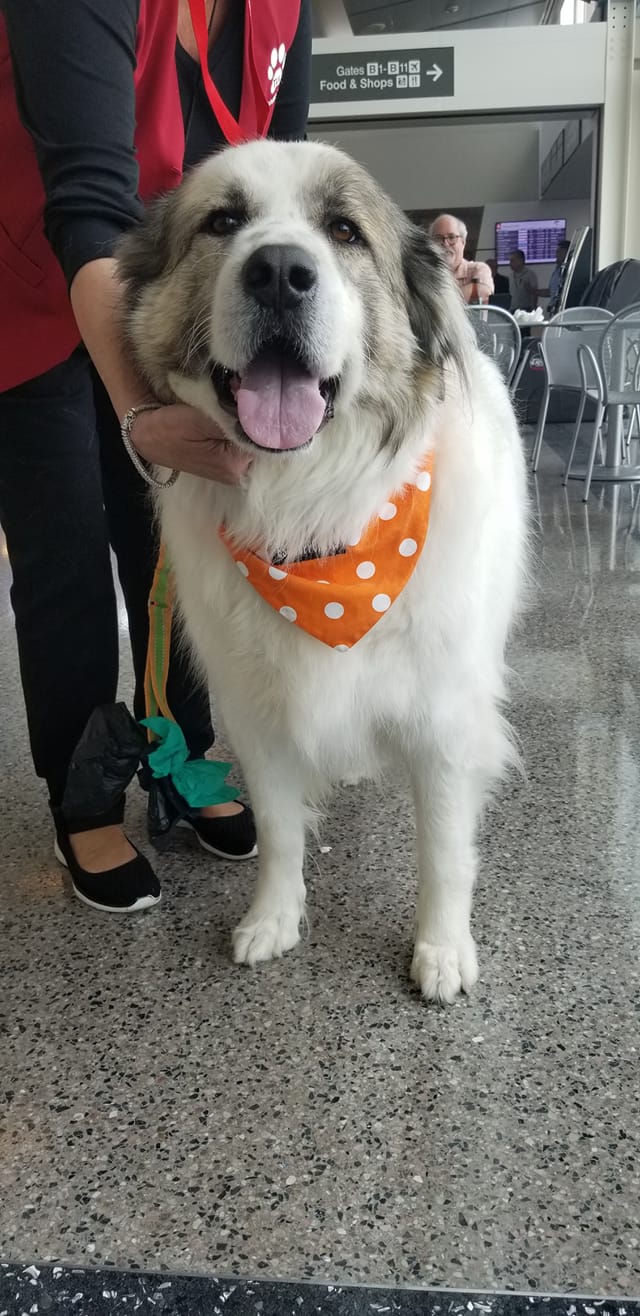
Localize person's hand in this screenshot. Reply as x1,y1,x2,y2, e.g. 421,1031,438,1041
131,403,251,484
463,281,492,306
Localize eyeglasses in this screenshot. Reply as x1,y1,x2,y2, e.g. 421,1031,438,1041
433,233,463,244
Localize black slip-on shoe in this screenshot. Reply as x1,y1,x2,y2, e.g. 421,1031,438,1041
176,804,257,860
54,828,161,913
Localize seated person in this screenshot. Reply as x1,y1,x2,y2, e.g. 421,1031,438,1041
430,213,494,304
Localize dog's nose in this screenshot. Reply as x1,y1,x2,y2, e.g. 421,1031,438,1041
243,244,318,311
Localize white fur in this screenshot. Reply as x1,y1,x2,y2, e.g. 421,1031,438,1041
148,143,527,1003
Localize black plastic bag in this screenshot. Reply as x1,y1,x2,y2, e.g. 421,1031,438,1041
145,771,191,840
61,702,148,822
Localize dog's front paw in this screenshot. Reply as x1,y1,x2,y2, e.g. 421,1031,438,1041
410,937,478,1004
232,907,302,966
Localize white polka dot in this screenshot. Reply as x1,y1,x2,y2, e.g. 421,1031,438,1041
415,470,431,491
269,565,287,580
271,47,278,65
346,530,362,547
379,502,397,521
237,561,249,577
356,560,376,579
399,538,418,557
324,602,345,620
372,593,391,613
334,644,350,652
278,43,286,62
279,606,297,622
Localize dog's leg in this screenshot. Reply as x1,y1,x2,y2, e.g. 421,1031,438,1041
232,749,307,967
409,758,481,1004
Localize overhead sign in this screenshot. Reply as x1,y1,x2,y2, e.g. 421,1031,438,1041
311,48,454,103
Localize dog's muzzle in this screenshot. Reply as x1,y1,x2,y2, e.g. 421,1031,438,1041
210,244,337,453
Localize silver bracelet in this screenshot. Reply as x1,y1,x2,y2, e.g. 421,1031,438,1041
120,404,179,489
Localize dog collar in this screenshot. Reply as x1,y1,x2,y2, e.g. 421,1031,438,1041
220,453,434,651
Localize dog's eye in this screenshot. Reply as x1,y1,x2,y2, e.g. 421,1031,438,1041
201,210,247,237
328,218,362,246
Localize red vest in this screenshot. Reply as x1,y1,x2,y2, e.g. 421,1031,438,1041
0,0,301,391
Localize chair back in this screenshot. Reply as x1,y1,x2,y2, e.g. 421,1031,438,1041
595,302,640,403
467,305,522,385
541,307,613,390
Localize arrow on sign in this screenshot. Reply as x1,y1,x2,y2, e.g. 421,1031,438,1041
426,63,443,82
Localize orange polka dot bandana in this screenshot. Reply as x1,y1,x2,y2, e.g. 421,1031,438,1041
221,453,434,651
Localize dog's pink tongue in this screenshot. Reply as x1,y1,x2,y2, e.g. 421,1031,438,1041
236,352,325,450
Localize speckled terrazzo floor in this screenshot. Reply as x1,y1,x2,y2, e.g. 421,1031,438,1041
1,427,640,1298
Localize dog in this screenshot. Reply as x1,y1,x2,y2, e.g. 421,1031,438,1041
118,139,527,1003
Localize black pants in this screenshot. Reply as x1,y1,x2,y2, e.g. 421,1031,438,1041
0,346,213,813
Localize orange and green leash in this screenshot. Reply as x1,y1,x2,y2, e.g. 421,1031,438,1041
144,542,175,724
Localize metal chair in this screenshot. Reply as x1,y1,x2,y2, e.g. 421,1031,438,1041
529,307,613,472
467,304,522,387
563,302,640,501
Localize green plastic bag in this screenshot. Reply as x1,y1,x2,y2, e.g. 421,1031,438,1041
141,717,239,809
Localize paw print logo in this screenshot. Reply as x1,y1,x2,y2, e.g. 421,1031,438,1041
267,44,287,101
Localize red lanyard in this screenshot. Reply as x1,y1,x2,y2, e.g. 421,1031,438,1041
187,0,250,146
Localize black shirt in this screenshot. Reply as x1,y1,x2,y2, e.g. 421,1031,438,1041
177,1,311,170
3,0,311,286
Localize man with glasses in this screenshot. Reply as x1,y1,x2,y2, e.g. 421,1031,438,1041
429,213,494,304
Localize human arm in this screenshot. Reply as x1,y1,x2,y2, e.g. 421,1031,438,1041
459,261,494,305
70,260,250,482
4,0,248,482
3,0,143,286
474,261,495,301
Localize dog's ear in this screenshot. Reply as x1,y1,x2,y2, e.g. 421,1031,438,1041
116,191,182,301
402,223,468,372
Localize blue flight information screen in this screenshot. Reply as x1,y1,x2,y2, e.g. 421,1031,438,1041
496,218,567,265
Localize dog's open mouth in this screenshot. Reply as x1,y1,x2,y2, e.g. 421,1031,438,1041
209,338,337,452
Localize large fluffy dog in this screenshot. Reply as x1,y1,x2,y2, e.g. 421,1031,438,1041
118,140,527,1003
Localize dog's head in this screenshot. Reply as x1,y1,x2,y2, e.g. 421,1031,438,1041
118,140,469,456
